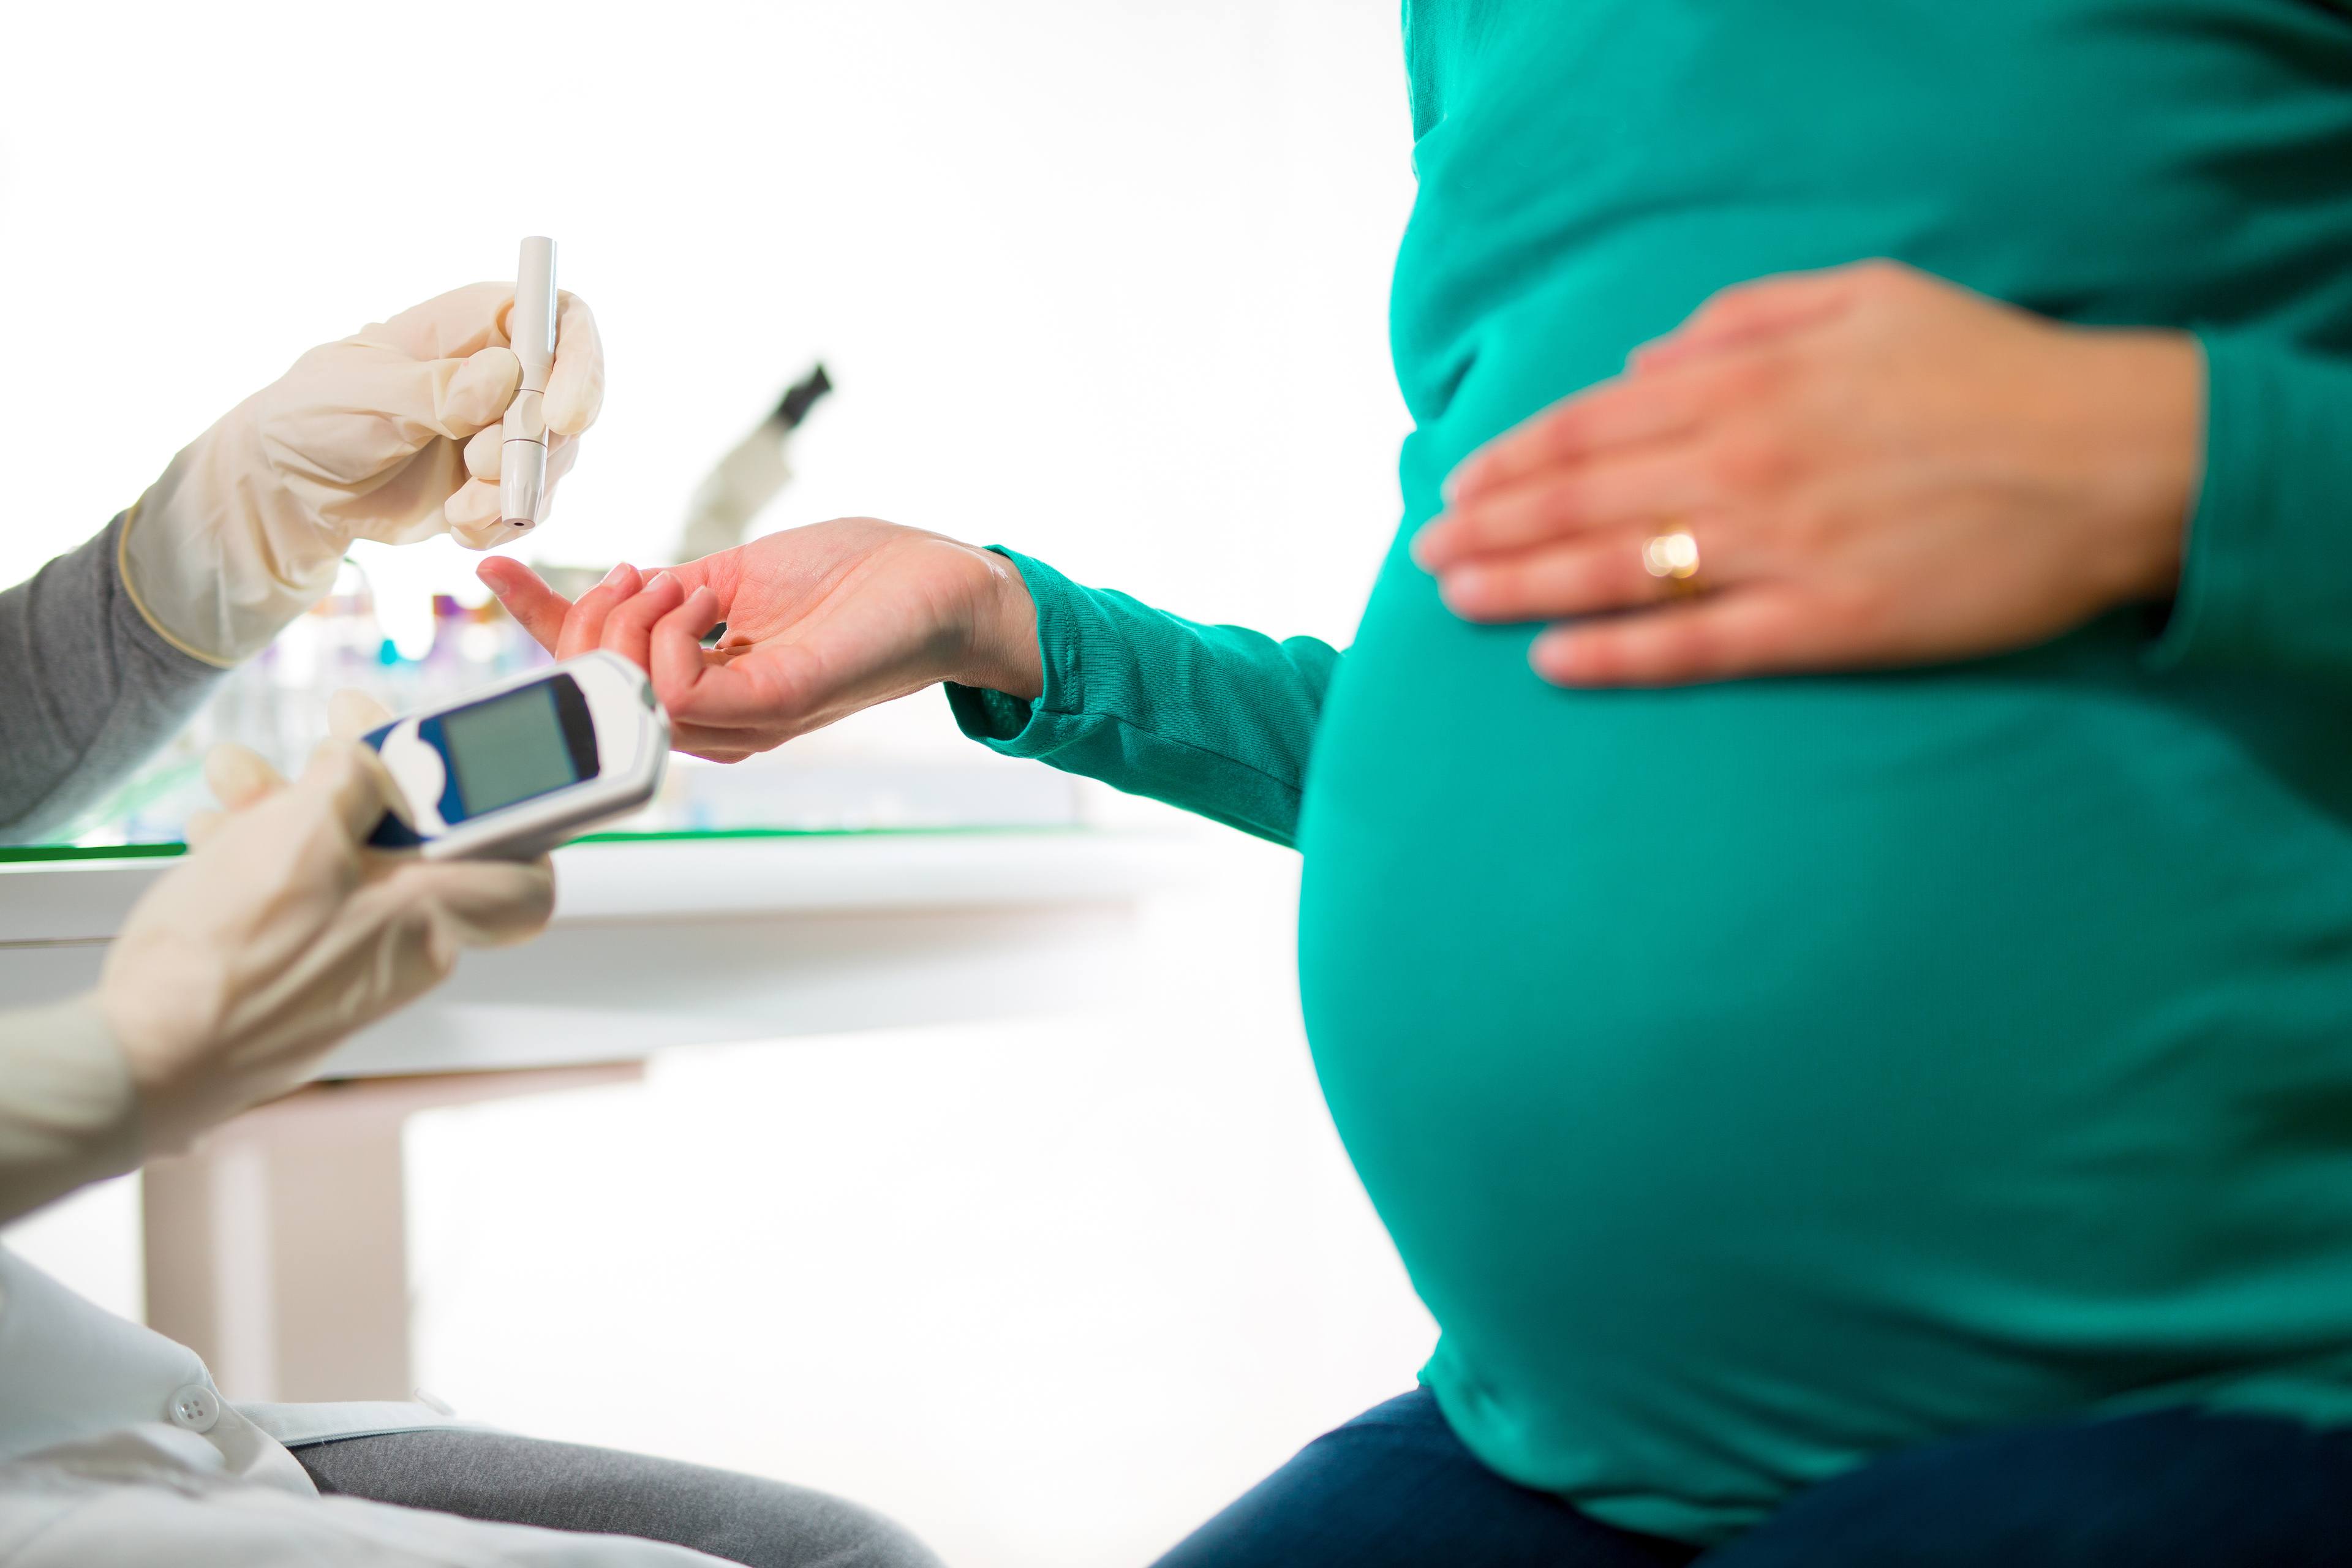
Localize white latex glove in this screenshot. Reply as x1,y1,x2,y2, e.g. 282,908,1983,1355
121,282,605,665
97,694,554,1150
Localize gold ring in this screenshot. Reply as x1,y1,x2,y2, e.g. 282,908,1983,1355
1642,530,1705,598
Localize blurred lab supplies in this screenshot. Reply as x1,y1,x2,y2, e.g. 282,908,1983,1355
676,363,833,560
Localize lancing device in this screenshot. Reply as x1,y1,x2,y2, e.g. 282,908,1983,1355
364,651,670,860
500,235,559,532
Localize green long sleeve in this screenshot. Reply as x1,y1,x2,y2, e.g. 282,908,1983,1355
943,550,1339,848
2150,336,2352,680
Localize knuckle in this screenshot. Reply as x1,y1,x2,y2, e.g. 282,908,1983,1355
1536,404,1588,457
1703,276,1766,315
1531,480,1585,532
1848,258,1925,311
1705,432,1795,496
1787,508,1836,557
1842,579,1905,641
1703,365,1774,422
1764,497,1835,553
1729,347,1797,399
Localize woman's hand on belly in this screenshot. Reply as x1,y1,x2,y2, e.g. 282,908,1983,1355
1410,261,2201,687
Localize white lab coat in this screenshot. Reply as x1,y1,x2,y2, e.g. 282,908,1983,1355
0,1004,737,1567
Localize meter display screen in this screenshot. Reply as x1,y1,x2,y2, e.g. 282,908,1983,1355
441,680,589,817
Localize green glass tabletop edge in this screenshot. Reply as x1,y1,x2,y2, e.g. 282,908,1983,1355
570,824,1087,846
0,842,190,864
0,823,1089,865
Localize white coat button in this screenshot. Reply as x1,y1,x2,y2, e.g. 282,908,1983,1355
166,1384,221,1433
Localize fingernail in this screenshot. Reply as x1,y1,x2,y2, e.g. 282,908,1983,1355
600,562,631,587
649,571,677,592
1529,631,1580,685
1410,524,1444,570
1438,570,1490,617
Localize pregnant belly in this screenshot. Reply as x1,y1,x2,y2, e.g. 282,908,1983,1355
1292,545,2352,1509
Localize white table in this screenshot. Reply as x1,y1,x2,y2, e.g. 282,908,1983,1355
0,829,1187,1400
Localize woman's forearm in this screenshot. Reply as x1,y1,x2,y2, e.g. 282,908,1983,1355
947,549,1342,848
0,513,224,843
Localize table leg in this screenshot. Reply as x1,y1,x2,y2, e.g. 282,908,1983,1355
142,1065,642,1403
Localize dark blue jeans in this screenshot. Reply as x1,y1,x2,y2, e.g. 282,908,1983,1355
1150,1388,2352,1567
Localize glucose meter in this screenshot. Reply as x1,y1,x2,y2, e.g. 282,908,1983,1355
363,650,671,859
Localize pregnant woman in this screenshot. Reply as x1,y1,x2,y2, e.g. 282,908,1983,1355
488,1,2352,1561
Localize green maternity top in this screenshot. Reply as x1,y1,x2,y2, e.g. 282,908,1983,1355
950,0,2352,1545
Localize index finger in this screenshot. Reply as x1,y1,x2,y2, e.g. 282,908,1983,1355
365,281,514,361
1629,266,1865,374
478,557,574,652
546,291,605,435
1439,363,1722,512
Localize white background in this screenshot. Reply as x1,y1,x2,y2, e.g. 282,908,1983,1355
0,0,1412,646
1,4,1433,1564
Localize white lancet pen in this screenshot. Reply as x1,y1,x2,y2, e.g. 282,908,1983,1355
501,236,559,530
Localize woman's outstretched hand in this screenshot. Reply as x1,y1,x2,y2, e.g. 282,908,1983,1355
477,518,1039,761
1411,260,2203,687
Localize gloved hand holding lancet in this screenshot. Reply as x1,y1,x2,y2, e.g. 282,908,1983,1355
119,258,605,665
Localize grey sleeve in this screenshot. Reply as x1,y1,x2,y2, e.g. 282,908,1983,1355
292,1429,947,1568
0,513,224,844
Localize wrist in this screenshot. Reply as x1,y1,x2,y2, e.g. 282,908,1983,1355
957,546,1044,700
2073,328,2202,606
121,405,347,666
0,996,149,1218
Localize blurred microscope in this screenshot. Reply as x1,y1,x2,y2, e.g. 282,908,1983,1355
678,363,832,562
